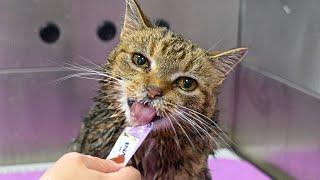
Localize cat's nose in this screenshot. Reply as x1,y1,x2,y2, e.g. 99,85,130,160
146,86,163,99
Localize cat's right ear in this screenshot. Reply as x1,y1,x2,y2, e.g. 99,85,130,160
121,0,152,37
209,48,248,85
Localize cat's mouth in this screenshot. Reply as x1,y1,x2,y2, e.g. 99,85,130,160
127,99,162,126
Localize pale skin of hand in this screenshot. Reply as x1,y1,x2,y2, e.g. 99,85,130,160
40,152,141,180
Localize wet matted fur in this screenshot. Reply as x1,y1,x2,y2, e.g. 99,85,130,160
70,0,247,179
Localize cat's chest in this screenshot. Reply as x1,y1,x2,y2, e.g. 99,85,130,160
132,137,204,179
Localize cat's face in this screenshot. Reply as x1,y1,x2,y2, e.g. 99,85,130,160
107,0,247,130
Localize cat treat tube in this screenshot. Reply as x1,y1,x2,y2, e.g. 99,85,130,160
107,123,153,166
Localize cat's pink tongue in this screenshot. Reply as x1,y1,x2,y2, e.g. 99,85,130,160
130,102,156,125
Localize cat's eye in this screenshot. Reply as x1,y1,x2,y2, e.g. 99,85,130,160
176,77,197,91
132,53,150,69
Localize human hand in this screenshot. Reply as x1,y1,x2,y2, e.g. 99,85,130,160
40,152,141,180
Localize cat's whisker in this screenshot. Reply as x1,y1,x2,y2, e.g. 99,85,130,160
62,63,124,84
64,63,116,80
178,107,236,150
51,72,103,84
173,108,219,148
174,103,235,145
76,77,106,82
174,108,224,150
179,109,232,150
176,111,210,137
51,70,123,91
167,112,195,150
61,64,98,75
166,101,237,150
163,110,181,151
173,109,205,141
63,61,110,77
45,59,110,84
71,51,104,70
178,114,220,149
104,67,129,82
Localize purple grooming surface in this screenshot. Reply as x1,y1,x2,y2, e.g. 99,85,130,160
208,158,271,180
0,171,43,180
0,158,270,180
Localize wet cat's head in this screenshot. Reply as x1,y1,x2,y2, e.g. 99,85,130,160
107,0,247,130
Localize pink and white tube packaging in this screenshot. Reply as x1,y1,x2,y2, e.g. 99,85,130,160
106,123,153,166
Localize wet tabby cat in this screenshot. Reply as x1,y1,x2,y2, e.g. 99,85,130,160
70,0,247,179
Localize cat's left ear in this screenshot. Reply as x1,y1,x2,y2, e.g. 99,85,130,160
121,0,152,38
209,48,248,84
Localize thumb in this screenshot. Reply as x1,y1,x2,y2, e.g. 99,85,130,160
105,166,141,180
82,155,123,173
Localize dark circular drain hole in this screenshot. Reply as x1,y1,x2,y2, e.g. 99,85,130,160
97,21,117,41
39,22,60,44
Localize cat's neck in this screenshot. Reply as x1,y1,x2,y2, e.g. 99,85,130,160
132,130,213,179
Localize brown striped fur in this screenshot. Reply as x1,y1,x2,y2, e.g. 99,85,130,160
70,0,247,179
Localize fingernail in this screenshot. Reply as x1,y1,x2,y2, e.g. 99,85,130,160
110,155,125,164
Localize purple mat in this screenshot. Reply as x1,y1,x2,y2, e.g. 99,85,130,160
208,158,271,180
0,171,43,180
0,159,269,180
